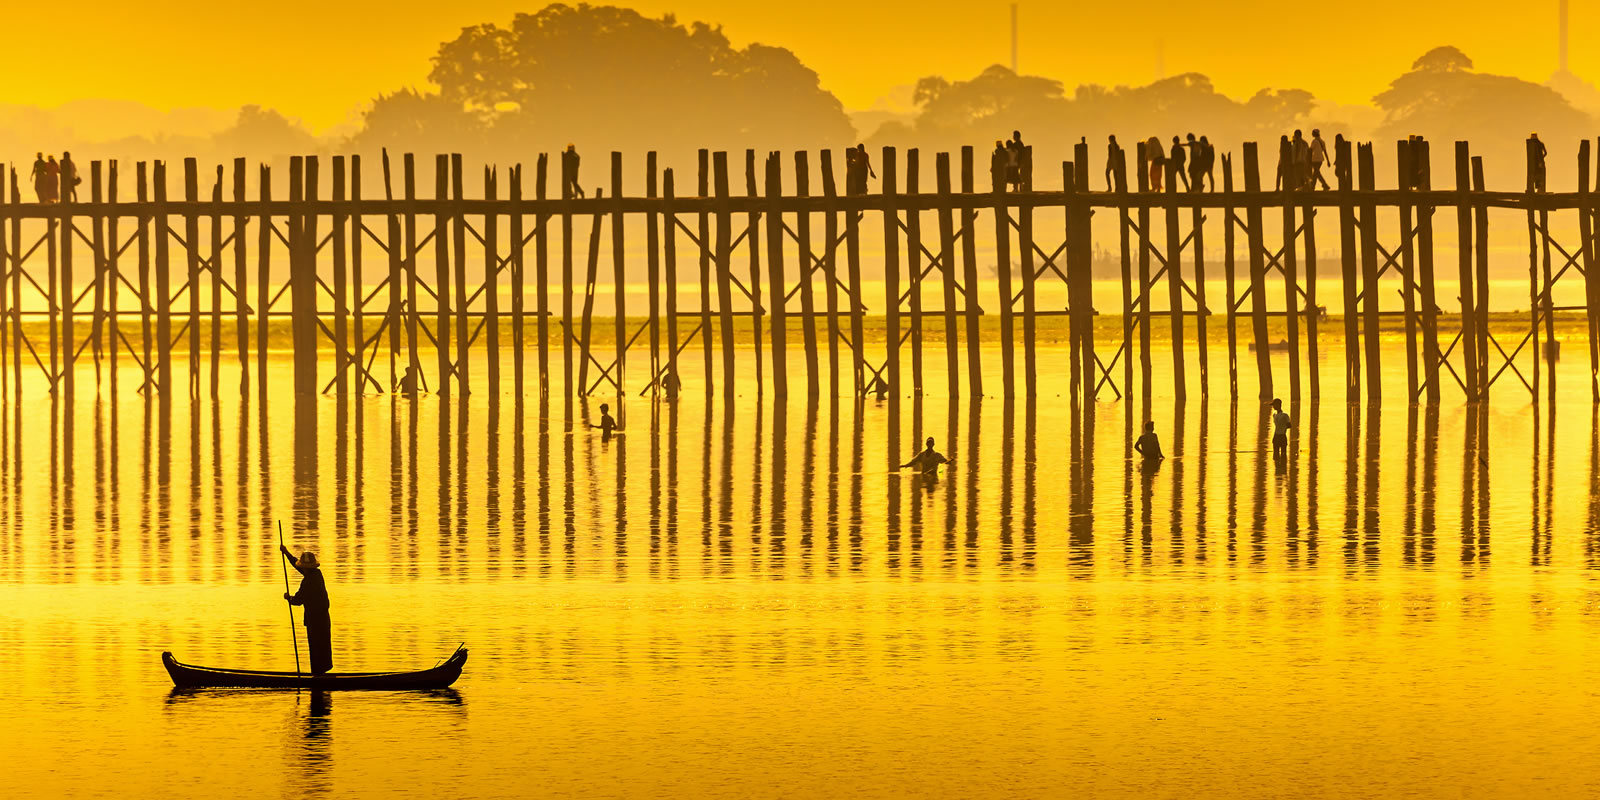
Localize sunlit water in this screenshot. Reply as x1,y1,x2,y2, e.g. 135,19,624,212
5,343,1600,798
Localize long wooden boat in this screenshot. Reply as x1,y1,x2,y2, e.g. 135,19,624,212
162,647,468,690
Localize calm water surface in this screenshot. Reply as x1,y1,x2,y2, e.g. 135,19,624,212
4,346,1600,798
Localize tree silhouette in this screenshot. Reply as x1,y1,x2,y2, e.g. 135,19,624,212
354,3,854,165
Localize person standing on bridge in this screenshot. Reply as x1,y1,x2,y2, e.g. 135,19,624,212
1145,136,1165,192
1169,135,1189,191
1308,130,1331,190
1198,135,1216,191
563,144,585,199
30,153,53,204
1530,133,1548,192
1105,135,1124,191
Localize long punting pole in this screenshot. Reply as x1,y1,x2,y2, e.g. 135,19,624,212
278,521,301,677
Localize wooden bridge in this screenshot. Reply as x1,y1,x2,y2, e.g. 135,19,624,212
0,136,1596,414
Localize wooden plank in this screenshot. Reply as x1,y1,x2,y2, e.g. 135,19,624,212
1166,148,1186,401
796,151,820,398
435,154,452,396
1416,140,1441,405
959,147,983,396
1280,138,1300,403
1242,143,1272,401
745,150,763,390
696,150,714,396
332,156,348,396
646,152,660,392
935,152,960,397
1397,140,1417,402
768,151,789,397
663,167,680,392
233,158,247,393
611,152,626,395
1454,143,1478,399
154,160,172,394
484,166,499,395
821,150,841,397
1358,144,1382,401
713,152,736,400
993,145,1015,395
902,150,921,396
451,154,469,396
1338,138,1361,401
535,154,550,395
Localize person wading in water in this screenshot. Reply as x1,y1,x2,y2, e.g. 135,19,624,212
280,544,332,674
900,436,952,481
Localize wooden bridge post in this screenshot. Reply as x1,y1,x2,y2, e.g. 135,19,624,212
402,155,421,390
992,146,1015,396
535,154,551,396
510,164,525,394
745,150,763,391
1337,138,1360,401
1279,139,1300,404
820,150,840,397
611,152,626,396
1064,158,1081,397
288,157,320,397
1136,142,1153,403
795,152,820,398
1118,150,1136,399
577,186,603,396
1191,147,1210,398
136,163,151,394
713,152,736,401
232,159,247,393
662,168,680,393
935,152,960,397
562,152,577,397
1416,141,1441,405
382,151,401,392
698,150,714,398
1357,144,1381,402
89,163,105,382
1301,162,1318,401
1580,140,1599,402
351,156,364,394
768,150,789,398
485,166,500,395
1472,157,1491,396
154,160,173,395
0,167,6,400
1165,150,1187,402
434,154,452,397
1242,143,1272,401
6,167,18,396
56,158,71,395
451,154,469,396
646,152,661,393
845,154,866,396
1454,143,1479,400
183,158,200,395
1222,155,1239,399
332,156,348,396
959,147,983,396
1533,139,1556,405
1397,140,1418,403
206,164,220,396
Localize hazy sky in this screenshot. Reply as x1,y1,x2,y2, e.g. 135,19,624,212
6,1,1588,129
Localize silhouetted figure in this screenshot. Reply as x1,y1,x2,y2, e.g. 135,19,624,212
592,402,618,438
1134,420,1164,462
1271,398,1292,461
60,151,79,202
45,155,60,202
562,144,585,199
870,374,889,399
1274,134,1291,190
1185,133,1205,192
661,367,680,400
901,436,951,480
1308,129,1330,190
1291,130,1310,190
1145,136,1164,191
1333,134,1351,186
280,545,332,674
848,144,876,196
396,365,419,394
1006,130,1024,191
1198,135,1215,191
992,140,1009,189
1105,135,1123,191
1170,135,1188,191
29,152,52,204
1530,133,1548,192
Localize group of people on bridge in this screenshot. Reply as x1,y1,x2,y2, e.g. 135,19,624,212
28,151,79,204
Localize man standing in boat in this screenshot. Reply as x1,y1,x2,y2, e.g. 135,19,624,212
281,544,332,674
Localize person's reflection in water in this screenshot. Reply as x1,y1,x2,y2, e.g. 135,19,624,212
280,545,333,674
295,691,333,798
900,436,951,493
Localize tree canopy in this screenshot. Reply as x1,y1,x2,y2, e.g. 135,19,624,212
352,3,854,162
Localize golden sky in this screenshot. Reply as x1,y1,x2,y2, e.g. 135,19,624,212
3,1,1588,130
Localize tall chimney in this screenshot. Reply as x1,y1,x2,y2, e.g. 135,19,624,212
1004,3,1017,73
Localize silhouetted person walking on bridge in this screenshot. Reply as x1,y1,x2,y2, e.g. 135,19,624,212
1145,136,1165,192
280,545,332,674
29,152,52,204
1271,398,1292,461
1134,420,1164,462
1333,134,1351,186
1308,130,1330,190
1530,133,1548,192
563,144,585,199
1006,131,1025,191
1106,135,1124,191
901,436,951,480
847,144,876,196
60,151,79,202
1170,135,1189,191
